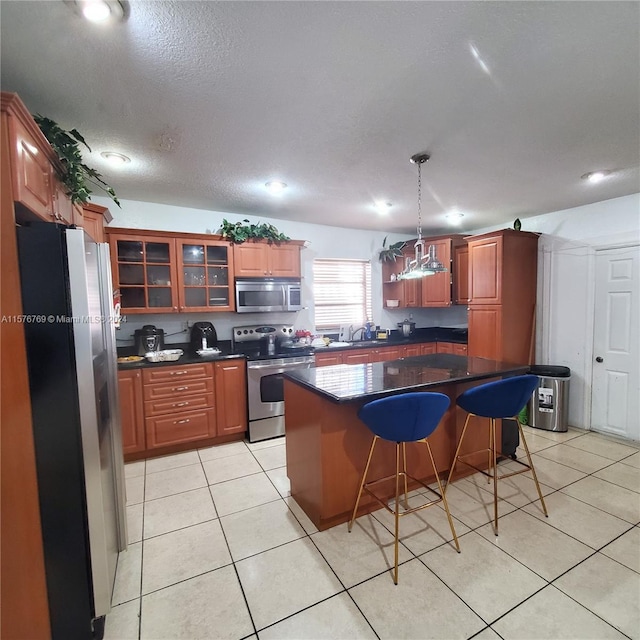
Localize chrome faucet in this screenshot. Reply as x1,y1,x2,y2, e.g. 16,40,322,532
349,326,366,341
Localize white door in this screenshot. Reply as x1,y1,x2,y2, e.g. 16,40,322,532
591,245,640,440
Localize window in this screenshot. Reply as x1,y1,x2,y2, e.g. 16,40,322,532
313,259,372,331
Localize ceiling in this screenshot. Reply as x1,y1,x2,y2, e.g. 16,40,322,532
1,1,639,235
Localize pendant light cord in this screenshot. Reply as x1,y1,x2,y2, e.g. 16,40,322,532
416,160,422,241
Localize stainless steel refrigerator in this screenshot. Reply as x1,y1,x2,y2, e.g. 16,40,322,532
17,223,127,639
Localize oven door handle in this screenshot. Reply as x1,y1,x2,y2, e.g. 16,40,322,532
247,360,313,370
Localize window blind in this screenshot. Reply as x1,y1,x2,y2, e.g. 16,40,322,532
313,259,372,331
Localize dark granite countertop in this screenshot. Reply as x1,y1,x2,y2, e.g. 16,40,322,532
116,327,468,370
284,354,529,403
314,327,468,352
116,340,245,369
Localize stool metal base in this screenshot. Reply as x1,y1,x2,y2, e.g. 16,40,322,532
445,414,548,535
348,436,460,585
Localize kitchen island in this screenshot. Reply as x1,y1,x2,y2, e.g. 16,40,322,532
283,354,529,530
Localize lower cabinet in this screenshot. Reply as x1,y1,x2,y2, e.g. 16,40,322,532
118,369,145,455
118,357,248,458
143,363,216,449
314,342,457,366
215,360,248,436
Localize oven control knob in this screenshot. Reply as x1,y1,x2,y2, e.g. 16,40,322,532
243,330,248,334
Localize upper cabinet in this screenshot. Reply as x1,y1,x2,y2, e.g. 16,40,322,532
107,229,305,314
2,93,113,236
381,235,464,308
176,239,234,312
79,202,112,243
234,240,302,278
109,232,180,313
453,244,469,304
3,93,57,221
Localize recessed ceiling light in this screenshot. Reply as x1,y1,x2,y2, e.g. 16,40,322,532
76,0,124,23
445,210,464,225
374,201,392,214
265,181,287,195
101,151,130,165
581,170,612,184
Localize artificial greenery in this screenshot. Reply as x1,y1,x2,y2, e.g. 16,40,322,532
219,218,290,244
378,236,406,262
33,114,121,207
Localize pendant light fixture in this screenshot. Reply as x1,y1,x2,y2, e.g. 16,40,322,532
397,153,448,280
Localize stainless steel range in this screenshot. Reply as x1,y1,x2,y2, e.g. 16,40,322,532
233,324,315,443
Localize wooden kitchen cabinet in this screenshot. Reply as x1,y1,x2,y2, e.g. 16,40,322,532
79,202,111,243
315,352,344,367
5,102,56,221
467,229,538,363
403,344,422,357
109,232,179,313
118,369,146,455
420,343,437,355
214,359,248,435
142,363,217,449
453,244,469,304
468,305,503,360
420,238,452,307
372,346,402,362
468,234,502,304
343,350,371,365
233,240,302,277
436,341,454,354
453,343,468,356
176,238,235,312
382,235,464,308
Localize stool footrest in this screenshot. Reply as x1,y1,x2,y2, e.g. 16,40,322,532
453,451,534,483
363,472,444,518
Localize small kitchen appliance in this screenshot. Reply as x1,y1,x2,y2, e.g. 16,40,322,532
397,319,416,338
189,322,218,353
134,325,165,355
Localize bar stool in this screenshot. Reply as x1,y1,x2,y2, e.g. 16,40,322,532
349,392,460,585
446,374,548,535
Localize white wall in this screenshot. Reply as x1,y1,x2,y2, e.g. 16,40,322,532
96,192,640,431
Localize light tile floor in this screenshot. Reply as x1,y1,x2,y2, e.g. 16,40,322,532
107,427,640,640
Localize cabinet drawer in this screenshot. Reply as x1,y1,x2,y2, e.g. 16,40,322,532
142,363,213,385
144,392,214,417
437,342,454,354
145,407,216,449
143,377,214,401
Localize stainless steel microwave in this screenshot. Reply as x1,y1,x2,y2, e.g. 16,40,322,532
235,278,302,313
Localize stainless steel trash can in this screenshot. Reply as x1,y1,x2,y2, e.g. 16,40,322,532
528,365,571,432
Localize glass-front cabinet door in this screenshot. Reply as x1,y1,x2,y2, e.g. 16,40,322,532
177,240,235,312
109,234,178,313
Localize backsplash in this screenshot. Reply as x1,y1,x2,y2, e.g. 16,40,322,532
116,305,469,345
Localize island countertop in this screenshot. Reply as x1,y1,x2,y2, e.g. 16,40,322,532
284,354,530,403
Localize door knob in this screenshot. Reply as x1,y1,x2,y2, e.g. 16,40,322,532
596,356,603,363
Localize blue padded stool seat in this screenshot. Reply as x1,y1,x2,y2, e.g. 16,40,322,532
350,392,460,584
456,375,539,418
446,375,548,535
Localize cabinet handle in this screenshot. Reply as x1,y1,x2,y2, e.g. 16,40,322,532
175,419,190,424
170,370,188,376
173,386,189,391
174,401,189,407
